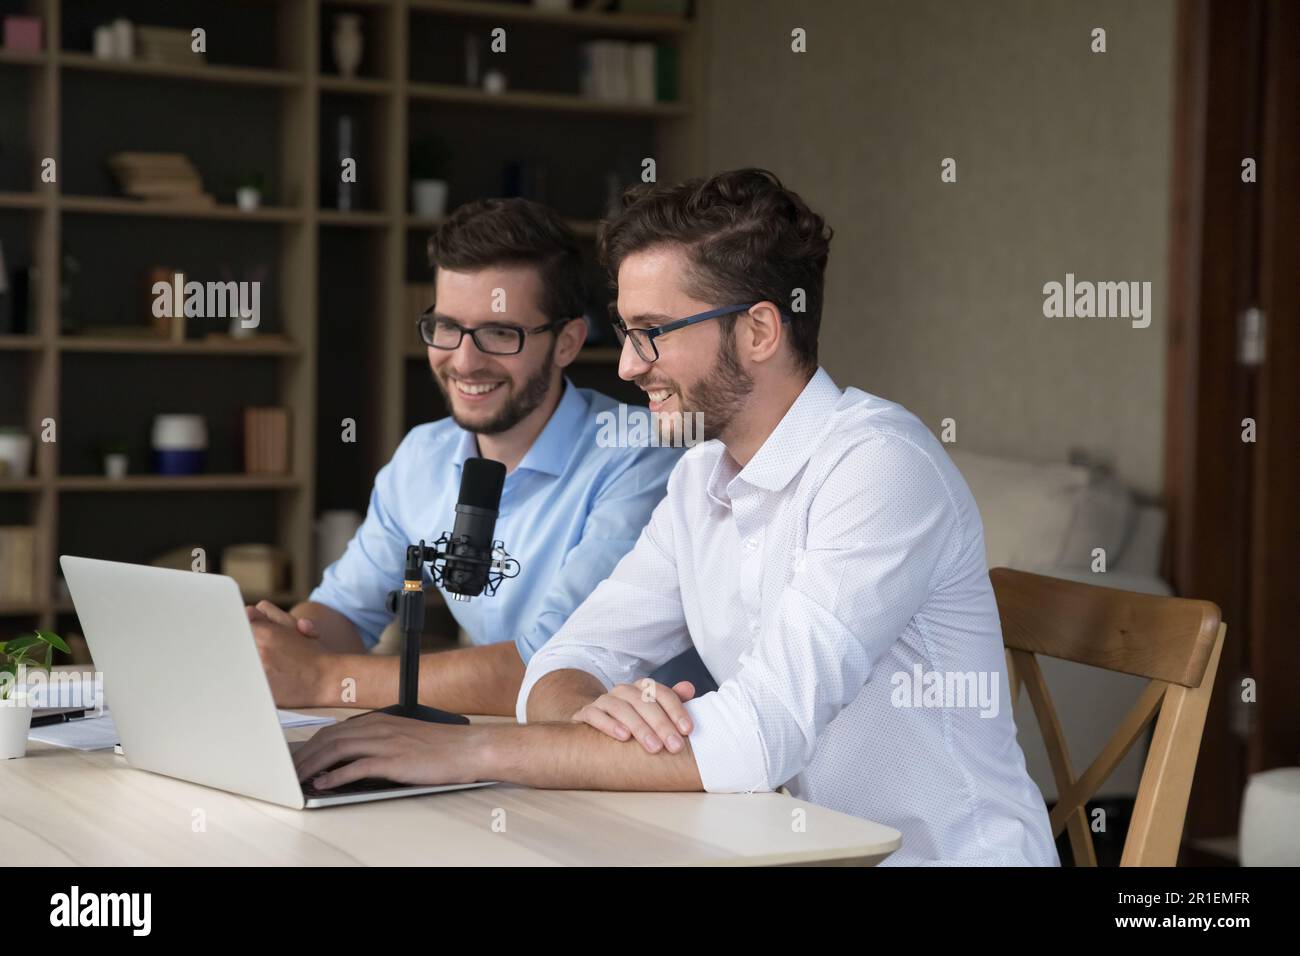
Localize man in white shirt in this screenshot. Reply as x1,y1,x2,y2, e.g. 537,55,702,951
292,168,1059,866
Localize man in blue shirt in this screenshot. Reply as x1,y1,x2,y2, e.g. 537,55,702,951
248,198,685,717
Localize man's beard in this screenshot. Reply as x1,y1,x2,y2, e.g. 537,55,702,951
643,329,754,444
434,339,557,435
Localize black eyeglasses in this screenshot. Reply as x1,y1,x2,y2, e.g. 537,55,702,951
416,306,563,356
611,302,792,363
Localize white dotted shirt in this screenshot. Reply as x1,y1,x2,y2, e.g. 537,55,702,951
518,368,1059,866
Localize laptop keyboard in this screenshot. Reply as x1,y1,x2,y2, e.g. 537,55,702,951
300,764,412,798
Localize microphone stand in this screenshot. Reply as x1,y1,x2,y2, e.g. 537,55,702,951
378,537,519,725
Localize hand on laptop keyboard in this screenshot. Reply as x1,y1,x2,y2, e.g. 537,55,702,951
300,763,408,797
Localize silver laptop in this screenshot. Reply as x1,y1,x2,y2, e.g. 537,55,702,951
60,555,492,809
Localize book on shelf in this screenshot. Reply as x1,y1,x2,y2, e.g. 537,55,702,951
579,40,661,104
107,152,213,205
135,25,206,67
242,407,290,475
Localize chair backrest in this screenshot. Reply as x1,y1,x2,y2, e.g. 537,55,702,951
990,567,1225,866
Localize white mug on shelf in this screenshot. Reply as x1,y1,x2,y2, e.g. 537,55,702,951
0,429,32,480
411,180,448,219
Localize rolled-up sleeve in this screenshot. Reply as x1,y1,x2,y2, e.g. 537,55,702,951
308,435,417,649
516,485,691,723
512,449,680,664
683,434,961,793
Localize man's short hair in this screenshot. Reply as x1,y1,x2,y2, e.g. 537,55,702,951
598,168,833,374
428,197,587,321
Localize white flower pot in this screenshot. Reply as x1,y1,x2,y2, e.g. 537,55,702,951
104,452,129,479
411,179,448,218
236,187,262,211
0,698,34,759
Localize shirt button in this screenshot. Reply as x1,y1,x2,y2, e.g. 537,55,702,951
749,620,760,634
745,537,759,551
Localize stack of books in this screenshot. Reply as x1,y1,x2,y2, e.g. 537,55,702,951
135,25,204,66
243,407,291,475
0,526,35,602
107,152,213,205
579,40,661,104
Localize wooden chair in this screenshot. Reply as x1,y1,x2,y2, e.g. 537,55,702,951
990,567,1226,866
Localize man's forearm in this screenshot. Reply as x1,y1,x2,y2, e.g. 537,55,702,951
525,667,608,723
289,601,366,653
479,721,704,791
322,640,525,716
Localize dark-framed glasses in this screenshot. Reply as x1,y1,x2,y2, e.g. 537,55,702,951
416,305,563,356
611,302,791,363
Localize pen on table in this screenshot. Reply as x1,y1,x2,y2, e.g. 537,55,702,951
30,709,88,728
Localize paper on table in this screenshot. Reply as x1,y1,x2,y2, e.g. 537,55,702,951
28,714,122,751
28,709,336,752
277,710,336,729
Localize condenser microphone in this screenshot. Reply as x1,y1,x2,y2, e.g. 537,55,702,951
440,456,507,601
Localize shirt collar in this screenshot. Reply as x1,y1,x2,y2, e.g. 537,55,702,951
705,367,842,505
451,377,587,479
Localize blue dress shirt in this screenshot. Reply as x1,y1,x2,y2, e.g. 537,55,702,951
310,380,682,662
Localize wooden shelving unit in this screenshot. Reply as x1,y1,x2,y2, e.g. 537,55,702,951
57,49,302,88
406,0,691,36
59,194,305,223
53,475,303,492
368,0,702,461
406,80,689,116
0,0,700,636
55,336,302,356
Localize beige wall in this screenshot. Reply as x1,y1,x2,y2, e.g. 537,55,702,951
694,0,1175,495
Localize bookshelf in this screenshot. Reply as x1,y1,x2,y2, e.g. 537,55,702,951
0,0,700,639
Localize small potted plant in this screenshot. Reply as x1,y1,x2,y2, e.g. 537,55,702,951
1,629,71,759
101,438,129,479
409,135,451,219
235,172,265,211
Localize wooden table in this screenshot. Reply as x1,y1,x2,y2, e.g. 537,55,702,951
1,707,902,866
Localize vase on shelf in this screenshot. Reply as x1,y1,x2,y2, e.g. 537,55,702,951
151,415,207,476
332,14,363,78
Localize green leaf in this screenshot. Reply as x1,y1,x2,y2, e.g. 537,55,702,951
36,630,71,654
44,643,54,667
2,635,40,654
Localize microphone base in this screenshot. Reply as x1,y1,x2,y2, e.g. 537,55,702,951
374,702,470,726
